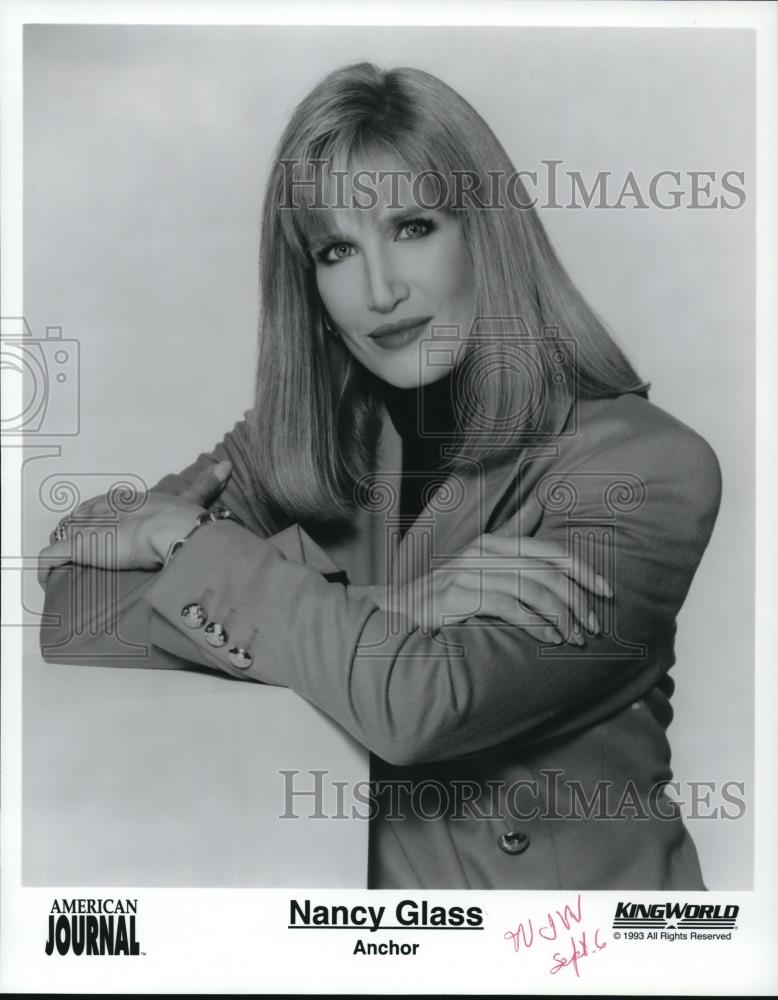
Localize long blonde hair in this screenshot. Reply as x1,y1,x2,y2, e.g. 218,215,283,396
249,62,649,523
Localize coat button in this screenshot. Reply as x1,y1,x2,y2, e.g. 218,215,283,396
181,603,206,629
204,622,228,647
228,647,253,670
497,830,530,855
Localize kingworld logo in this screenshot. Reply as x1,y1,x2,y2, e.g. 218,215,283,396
612,902,739,931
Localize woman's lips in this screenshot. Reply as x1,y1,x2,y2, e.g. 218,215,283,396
367,317,432,351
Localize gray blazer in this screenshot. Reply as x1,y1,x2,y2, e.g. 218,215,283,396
40,391,722,889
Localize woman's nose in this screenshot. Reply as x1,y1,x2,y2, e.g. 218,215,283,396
364,251,409,313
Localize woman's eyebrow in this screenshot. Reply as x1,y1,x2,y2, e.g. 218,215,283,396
377,206,436,228
306,226,348,251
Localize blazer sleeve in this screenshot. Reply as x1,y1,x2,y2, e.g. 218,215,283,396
38,413,345,670
140,417,723,765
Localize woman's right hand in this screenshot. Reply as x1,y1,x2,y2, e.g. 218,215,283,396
37,462,233,585
361,533,612,646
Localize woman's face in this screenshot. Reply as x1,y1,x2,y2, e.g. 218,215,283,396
311,161,477,389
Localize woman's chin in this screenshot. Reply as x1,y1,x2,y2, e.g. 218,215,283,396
362,359,457,391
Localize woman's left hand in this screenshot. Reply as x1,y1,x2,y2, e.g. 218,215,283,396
38,461,233,583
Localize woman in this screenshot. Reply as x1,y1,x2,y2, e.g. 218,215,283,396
38,62,722,889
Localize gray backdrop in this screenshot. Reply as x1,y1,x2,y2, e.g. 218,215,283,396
21,25,754,888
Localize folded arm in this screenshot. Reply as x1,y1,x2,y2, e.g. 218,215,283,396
139,421,722,764
37,414,318,670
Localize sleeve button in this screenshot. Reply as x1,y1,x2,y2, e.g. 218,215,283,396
228,647,253,670
181,603,207,629
497,830,530,855
204,622,228,647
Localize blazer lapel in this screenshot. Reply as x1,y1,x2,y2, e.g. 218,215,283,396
388,395,576,584
305,394,575,588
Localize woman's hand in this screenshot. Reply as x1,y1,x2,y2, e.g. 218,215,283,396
355,522,611,646
37,461,233,584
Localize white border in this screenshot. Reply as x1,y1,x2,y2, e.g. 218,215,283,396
2,1,776,994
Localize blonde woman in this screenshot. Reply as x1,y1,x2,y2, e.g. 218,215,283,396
39,62,722,890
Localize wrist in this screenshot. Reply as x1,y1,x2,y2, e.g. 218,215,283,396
160,505,244,569
150,508,205,567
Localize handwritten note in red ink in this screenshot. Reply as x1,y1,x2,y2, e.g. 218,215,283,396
503,894,607,977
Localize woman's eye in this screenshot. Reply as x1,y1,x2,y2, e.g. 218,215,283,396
314,219,433,264
330,243,353,260
315,242,355,265
397,218,433,240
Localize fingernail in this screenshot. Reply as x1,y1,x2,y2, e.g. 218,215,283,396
588,611,600,635
213,461,232,483
597,576,612,598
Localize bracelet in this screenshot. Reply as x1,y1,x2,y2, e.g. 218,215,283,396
163,506,244,568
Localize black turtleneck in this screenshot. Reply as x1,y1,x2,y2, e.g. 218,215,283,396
381,372,459,534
